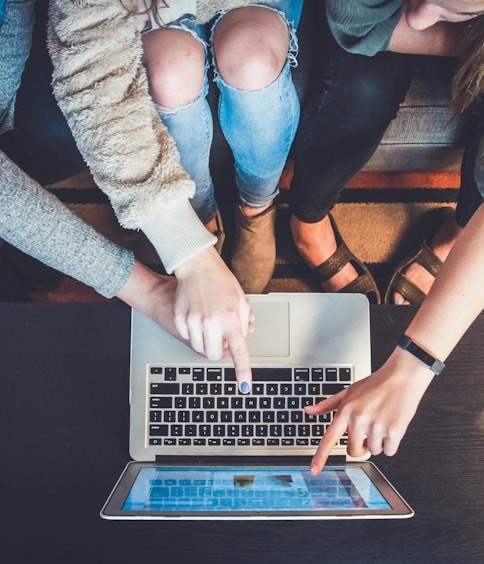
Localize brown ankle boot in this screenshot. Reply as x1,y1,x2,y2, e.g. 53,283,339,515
230,204,277,293
213,210,225,255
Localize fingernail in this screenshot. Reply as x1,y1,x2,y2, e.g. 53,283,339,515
240,381,250,395
396,297,404,305
310,465,319,475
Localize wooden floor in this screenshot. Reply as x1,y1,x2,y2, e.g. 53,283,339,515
28,169,461,304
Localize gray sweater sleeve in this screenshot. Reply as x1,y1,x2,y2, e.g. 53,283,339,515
0,152,135,298
326,0,403,56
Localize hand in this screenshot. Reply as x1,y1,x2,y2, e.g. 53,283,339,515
305,349,434,474
173,246,253,392
116,260,186,341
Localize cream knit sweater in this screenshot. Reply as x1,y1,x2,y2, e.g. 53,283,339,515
47,1,267,273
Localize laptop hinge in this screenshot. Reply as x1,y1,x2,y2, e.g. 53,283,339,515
153,454,348,466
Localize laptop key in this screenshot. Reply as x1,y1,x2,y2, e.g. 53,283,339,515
189,397,200,409
175,397,187,408
277,411,289,423
165,367,177,380
325,367,337,381
150,410,162,422
270,425,282,437
274,397,286,409
151,383,179,395
185,425,196,436
340,367,352,381
311,367,324,381
150,396,171,408
294,368,310,381
192,368,204,380
235,411,247,423
192,411,204,422
207,368,222,381
149,438,162,445
295,383,307,395
242,425,253,437
163,410,176,423
322,383,348,395
296,439,309,446
150,424,169,436
178,410,190,423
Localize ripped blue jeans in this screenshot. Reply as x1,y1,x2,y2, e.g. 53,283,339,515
150,1,303,225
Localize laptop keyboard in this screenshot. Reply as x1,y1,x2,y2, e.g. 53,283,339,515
147,365,351,452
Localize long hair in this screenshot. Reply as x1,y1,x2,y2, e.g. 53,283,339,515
121,0,168,26
452,16,484,113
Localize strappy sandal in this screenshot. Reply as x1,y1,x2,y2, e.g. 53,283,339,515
311,214,381,304
384,206,454,305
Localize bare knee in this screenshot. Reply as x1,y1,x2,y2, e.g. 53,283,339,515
142,29,205,108
213,7,290,91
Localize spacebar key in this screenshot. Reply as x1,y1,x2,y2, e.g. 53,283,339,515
225,368,292,381
322,383,348,395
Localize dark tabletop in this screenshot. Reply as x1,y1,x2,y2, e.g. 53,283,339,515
0,303,482,564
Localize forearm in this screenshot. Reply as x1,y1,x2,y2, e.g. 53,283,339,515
116,261,180,337
388,15,469,56
403,204,484,362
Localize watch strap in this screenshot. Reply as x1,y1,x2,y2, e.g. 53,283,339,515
396,335,445,375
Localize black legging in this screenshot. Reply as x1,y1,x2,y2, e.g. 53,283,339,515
290,1,482,227
0,0,85,186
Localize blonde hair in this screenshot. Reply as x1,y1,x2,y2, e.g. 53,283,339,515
452,16,484,113
123,0,168,27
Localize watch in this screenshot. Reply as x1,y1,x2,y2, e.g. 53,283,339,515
396,335,445,375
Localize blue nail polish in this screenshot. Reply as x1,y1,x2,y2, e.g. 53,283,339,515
240,381,250,395
396,297,404,305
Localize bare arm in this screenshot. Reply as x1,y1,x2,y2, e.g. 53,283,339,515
116,260,180,337
388,14,469,56
307,203,484,474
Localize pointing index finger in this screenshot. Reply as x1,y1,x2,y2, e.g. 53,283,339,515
225,326,252,395
310,415,348,475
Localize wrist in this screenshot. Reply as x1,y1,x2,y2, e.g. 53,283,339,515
174,246,220,279
117,261,169,312
396,334,445,375
385,347,436,392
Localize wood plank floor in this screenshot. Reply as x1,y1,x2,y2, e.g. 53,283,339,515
28,169,460,303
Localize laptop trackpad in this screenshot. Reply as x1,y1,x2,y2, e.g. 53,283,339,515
247,301,289,357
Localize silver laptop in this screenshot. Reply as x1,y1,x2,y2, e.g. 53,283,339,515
101,293,414,519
